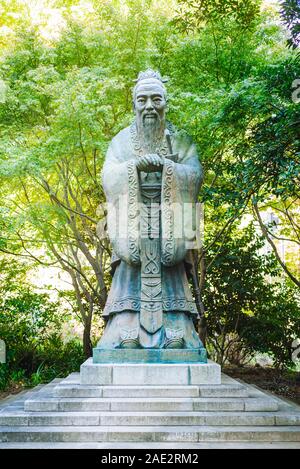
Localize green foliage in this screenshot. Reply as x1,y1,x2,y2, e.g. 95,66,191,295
174,0,260,32
0,336,84,391
204,224,300,368
215,56,300,203
242,282,300,369
0,364,9,391
280,0,300,48
0,259,84,391
0,0,299,373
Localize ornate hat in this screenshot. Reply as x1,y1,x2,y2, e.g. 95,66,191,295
133,69,168,84
132,69,168,100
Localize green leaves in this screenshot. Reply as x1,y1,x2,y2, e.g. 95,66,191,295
280,0,300,48
0,0,299,362
174,0,260,34
204,223,300,368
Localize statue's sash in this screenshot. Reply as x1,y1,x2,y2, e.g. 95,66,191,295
139,181,163,334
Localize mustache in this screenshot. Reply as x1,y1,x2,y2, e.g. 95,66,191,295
142,115,160,126
142,110,158,118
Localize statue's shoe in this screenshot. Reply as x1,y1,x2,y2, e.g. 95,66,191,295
164,327,185,349
119,338,141,349
163,337,184,349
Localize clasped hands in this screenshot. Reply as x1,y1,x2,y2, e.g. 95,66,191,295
135,154,164,173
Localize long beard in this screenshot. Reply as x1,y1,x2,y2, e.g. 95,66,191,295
137,116,165,154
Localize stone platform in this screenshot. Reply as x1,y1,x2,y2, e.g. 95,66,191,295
0,361,300,448
81,358,220,385
93,347,207,364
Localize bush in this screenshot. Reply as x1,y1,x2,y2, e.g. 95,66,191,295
242,282,300,369
204,224,300,369
0,284,84,392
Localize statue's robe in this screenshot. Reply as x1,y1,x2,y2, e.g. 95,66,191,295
98,122,203,349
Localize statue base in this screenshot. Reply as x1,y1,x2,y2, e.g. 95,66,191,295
93,347,207,364
81,357,220,385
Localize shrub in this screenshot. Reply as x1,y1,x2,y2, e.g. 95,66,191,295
204,224,300,369
0,285,84,391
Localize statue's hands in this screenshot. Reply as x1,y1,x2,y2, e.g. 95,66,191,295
136,154,164,173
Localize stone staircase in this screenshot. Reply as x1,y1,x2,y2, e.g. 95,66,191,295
0,371,300,448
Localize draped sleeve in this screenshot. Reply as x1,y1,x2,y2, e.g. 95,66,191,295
101,131,141,266
161,131,203,266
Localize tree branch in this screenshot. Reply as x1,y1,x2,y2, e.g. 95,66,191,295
253,202,300,288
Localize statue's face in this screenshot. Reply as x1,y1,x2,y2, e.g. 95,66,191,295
134,79,167,127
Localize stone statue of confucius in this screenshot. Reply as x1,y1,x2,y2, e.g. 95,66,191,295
98,69,204,351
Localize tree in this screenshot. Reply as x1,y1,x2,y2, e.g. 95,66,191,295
0,258,84,383
280,0,300,48
215,55,300,290
204,224,300,368
0,0,299,362
0,1,175,356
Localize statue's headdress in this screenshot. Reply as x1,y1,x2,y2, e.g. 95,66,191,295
134,69,168,84
132,68,168,99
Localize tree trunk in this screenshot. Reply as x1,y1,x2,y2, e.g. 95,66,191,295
83,318,92,358
197,248,207,347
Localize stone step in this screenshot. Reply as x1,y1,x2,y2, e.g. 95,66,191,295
56,372,242,385
1,441,300,449
53,384,249,399
24,397,279,413
0,425,300,443
0,411,299,427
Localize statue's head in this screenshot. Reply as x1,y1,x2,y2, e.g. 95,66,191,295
133,69,167,138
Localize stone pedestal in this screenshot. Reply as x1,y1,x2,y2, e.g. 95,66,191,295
93,347,207,364
80,358,221,385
